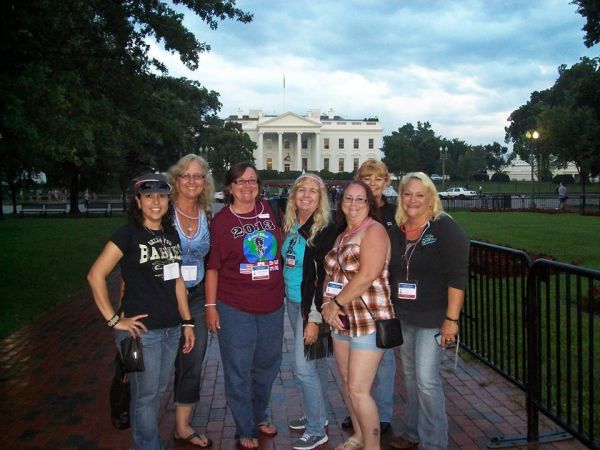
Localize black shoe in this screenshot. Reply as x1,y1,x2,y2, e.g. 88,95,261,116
341,416,353,429
380,422,391,434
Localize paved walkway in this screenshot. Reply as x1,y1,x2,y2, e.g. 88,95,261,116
0,273,585,450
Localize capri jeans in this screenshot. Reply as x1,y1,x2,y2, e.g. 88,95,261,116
174,283,209,404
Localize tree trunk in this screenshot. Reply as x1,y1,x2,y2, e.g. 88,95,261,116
9,182,18,215
69,170,80,214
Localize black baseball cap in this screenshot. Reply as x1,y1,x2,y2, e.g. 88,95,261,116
133,172,172,195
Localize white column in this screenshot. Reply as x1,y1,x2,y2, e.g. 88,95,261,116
314,132,321,171
296,132,302,171
278,132,283,172
257,132,264,170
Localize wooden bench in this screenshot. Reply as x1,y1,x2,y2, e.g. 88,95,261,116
43,203,68,216
86,201,110,216
20,203,45,216
20,203,68,216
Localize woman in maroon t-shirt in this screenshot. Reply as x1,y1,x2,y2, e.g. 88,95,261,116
205,162,284,450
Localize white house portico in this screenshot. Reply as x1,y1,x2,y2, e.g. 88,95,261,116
226,108,383,173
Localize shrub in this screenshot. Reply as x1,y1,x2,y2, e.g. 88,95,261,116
491,172,510,182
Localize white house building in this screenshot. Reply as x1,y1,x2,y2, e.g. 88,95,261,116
226,108,383,173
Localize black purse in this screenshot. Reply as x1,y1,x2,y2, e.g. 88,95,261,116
120,336,145,373
110,352,131,430
304,321,334,360
336,256,403,349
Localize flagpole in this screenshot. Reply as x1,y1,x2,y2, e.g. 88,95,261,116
283,74,286,111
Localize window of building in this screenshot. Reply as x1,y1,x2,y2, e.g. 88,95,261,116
339,138,344,149
353,158,359,171
353,138,359,149
266,138,273,149
302,138,308,149
284,163,290,172
323,158,329,171
284,139,290,149
266,158,272,170
302,158,308,171
338,158,344,172
324,138,329,149
368,138,374,149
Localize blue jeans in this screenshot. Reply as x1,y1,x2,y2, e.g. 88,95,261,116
217,301,284,439
398,321,446,450
374,347,396,422
174,284,208,404
286,300,329,436
115,326,181,450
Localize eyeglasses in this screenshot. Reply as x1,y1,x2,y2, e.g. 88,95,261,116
233,178,258,186
342,196,367,204
179,173,205,181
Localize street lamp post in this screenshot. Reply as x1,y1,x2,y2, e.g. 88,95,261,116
525,130,539,208
439,146,448,191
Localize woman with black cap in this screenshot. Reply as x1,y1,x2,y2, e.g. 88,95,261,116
88,172,195,450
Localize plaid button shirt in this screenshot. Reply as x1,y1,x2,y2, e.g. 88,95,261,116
324,241,393,337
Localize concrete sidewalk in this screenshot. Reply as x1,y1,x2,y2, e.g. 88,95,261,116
0,273,584,450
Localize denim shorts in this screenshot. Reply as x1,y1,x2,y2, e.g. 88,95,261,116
332,330,383,351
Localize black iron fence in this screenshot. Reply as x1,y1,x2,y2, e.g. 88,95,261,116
464,241,600,448
442,193,600,214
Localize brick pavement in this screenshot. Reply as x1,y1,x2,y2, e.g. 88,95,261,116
0,273,584,450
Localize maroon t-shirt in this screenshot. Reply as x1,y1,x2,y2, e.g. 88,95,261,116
207,200,284,314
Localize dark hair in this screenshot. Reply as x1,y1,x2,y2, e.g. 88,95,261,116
224,161,262,204
128,195,175,231
335,180,381,229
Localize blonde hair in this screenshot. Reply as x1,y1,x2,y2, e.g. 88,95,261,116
394,171,444,225
356,159,391,189
283,174,331,244
168,154,215,217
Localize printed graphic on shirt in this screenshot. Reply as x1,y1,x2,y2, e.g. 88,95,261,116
138,236,182,278
243,230,277,263
231,220,276,239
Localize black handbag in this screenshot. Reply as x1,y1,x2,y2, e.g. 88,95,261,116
110,352,131,430
304,321,334,360
374,317,403,349
120,336,145,373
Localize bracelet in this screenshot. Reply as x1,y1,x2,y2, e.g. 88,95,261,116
321,301,331,308
182,318,195,326
107,314,120,328
204,303,217,307
182,323,195,328
333,297,343,308
445,315,459,323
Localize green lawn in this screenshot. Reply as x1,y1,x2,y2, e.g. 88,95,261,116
0,211,598,339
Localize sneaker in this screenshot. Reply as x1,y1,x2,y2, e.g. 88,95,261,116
288,416,329,430
292,433,328,450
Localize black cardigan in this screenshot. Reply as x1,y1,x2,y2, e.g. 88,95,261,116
298,216,340,320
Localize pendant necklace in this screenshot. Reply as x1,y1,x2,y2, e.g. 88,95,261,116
176,205,199,234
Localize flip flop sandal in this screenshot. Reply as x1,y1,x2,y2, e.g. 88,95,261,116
334,435,364,450
174,431,213,448
257,421,278,437
236,437,259,450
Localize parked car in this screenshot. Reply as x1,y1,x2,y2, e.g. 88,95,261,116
430,173,443,181
214,191,224,202
438,187,477,199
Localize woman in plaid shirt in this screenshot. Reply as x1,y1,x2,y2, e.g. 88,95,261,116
321,180,393,450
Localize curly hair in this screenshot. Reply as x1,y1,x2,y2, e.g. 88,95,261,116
128,195,175,232
394,171,444,226
283,174,331,244
168,154,214,218
335,180,381,230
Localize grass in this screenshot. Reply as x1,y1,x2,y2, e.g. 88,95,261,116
451,211,600,270
0,216,126,338
0,211,598,338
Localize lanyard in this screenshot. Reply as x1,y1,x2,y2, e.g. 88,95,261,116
403,222,430,280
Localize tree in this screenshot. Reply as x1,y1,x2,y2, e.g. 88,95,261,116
572,0,600,47
0,0,252,213
382,122,439,176
203,122,256,183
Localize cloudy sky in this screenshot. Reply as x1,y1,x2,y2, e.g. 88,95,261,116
153,0,596,147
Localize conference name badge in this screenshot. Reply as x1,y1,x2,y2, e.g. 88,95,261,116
398,281,417,300
325,281,343,297
181,265,197,282
285,253,296,268
163,262,180,281
252,263,270,281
